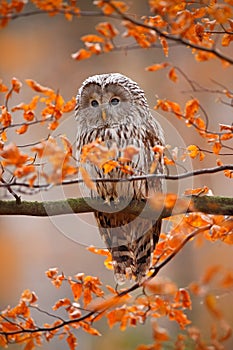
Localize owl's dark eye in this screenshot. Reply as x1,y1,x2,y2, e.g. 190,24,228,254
91,99,99,107
110,97,120,106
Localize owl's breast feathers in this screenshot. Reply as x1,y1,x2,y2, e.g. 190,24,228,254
77,122,164,284
77,122,164,200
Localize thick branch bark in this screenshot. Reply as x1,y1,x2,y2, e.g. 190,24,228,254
0,196,232,217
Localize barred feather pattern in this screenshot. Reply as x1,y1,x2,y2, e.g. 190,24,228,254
76,73,165,284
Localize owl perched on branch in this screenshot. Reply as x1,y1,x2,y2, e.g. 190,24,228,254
76,73,165,284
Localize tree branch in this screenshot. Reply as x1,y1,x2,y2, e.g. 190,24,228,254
0,195,232,217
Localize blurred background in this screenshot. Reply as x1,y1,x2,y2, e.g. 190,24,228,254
0,1,232,349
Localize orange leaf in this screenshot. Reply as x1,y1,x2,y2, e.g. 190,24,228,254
60,135,73,156
195,50,215,62
222,33,233,46
14,164,35,178
81,34,105,43
0,106,12,127
224,169,233,178
79,167,97,192
94,1,128,15
0,143,29,166
24,339,36,350
187,145,205,161
71,48,92,61
25,79,55,96
102,160,118,173
195,117,206,136
66,333,77,350
95,22,119,38
83,287,92,307
146,62,169,72
69,281,83,301
24,111,35,121
0,80,8,93
80,321,101,336
144,278,177,295
185,99,199,119
104,254,113,270
213,141,221,155
195,23,205,41
152,145,165,155
28,174,37,187
84,42,102,54
220,133,233,141
163,156,175,165
52,274,65,288
90,292,130,313
168,309,191,329
220,271,233,288
219,123,233,132
205,294,222,319
53,298,71,311
153,323,169,341
168,67,178,82
45,267,58,279
184,186,210,196
16,124,28,135
103,40,114,52
1,322,21,332
107,307,127,329
11,77,22,93
62,97,76,113
174,289,192,309
155,99,181,118
120,164,134,175
160,37,169,57
201,265,222,284
21,289,38,304
87,245,110,256
48,120,59,130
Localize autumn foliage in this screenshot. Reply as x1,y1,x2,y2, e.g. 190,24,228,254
0,1,233,349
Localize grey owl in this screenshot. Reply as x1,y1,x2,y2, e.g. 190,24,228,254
75,73,165,284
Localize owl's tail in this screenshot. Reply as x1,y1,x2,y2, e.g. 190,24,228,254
95,212,161,284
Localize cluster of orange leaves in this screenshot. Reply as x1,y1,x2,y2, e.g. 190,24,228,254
0,213,232,350
0,1,233,59
0,0,81,27
150,66,233,172
67,0,233,62
0,78,77,187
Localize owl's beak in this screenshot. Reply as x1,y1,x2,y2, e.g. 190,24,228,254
101,109,107,121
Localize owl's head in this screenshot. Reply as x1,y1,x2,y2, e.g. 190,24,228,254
75,73,149,128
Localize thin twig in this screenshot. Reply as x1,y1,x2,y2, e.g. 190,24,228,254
0,165,232,192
